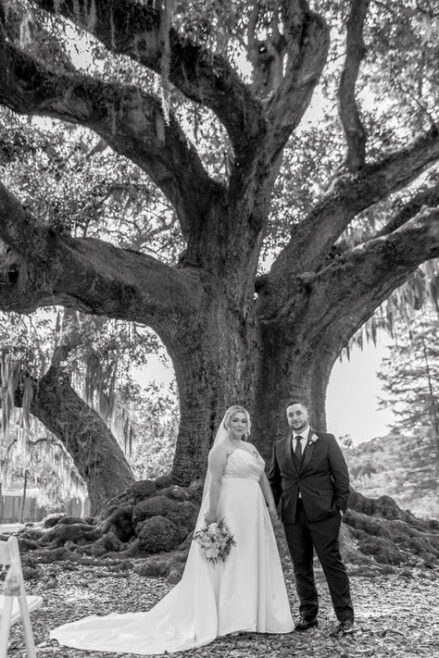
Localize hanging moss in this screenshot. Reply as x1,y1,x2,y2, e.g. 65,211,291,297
159,0,175,124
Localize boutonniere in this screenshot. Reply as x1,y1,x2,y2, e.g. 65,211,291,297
307,433,318,446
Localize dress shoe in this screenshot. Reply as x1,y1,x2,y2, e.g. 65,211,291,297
294,616,318,631
330,619,354,636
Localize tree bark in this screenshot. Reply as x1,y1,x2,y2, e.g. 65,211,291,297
252,205,439,460
168,295,260,483
337,0,370,170
252,321,337,460
15,368,135,515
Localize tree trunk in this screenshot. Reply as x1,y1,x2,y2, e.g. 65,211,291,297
252,320,342,461
170,287,346,480
25,366,135,514
169,297,259,484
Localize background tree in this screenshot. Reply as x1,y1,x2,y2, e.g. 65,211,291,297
0,0,439,497
378,305,439,459
0,303,177,512
0,107,180,510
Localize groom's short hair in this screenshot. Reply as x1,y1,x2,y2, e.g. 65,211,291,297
285,399,309,412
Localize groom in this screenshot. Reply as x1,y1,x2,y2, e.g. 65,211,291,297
268,399,354,636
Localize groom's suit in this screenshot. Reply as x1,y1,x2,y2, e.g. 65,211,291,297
268,428,354,623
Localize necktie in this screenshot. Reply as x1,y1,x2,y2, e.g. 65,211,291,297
295,435,303,461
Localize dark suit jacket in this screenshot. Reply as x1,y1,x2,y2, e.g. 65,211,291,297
268,429,350,524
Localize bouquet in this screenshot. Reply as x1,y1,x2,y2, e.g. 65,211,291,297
193,518,236,564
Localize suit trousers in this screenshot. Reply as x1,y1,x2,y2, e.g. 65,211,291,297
284,499,354,622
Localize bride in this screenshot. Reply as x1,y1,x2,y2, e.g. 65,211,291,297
50,405,294,654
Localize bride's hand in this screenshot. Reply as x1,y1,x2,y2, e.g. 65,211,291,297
204,509,217,525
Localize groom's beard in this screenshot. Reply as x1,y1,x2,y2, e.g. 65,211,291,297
289,421,309,433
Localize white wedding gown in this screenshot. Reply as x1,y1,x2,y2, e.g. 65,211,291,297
50,449,293,654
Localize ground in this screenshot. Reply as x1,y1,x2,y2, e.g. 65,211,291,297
7,557,439,658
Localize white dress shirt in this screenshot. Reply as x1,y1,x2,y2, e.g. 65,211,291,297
292,427,310,498
292,427,310,454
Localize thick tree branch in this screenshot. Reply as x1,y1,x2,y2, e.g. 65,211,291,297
265,2,329,162
338,0,370,171
14,366,135,514
270,127,439,285
375,181,439,237
0,181,203,337
28,0,329,210
10,1,330,247
247,3,286,99
227,2,329,227
304,205,439,346
256,129,439,324
256,205,439,403
29,0,264,159
0,36,220,237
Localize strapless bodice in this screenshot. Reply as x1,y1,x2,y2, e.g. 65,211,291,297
223,448,265,481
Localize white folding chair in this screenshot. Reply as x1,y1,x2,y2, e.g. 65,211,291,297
0,536,42,658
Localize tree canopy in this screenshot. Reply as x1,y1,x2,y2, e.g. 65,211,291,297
0,0,439,499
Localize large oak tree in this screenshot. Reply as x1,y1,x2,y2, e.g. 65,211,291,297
0,0,439,508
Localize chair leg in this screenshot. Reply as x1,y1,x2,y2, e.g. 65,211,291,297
18,595,37,658
0,597,13,658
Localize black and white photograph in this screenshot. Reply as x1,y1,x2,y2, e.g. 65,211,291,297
0,0,438,657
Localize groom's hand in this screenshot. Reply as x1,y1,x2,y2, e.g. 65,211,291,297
268,506,279,524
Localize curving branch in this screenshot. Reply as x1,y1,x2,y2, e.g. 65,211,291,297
247,2,286,98
28,0,330,201
375,181,439,237
353,204,439,280
255,127,439,323
228,1,329,223
0,181,203,337
28,0,264,160
265,1,329,162
304,205,439,344
272,127,439,277
338,0,370,171
0,35,220,238
14,365,135,514
7,1,331,241
257,204,439,383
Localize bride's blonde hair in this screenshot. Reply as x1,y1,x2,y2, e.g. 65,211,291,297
202,405,252,500
223,405,251,438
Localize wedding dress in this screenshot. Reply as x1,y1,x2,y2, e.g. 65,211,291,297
50,448,293,654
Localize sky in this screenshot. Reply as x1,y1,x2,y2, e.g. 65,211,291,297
326,341,395,444
136,340,395,447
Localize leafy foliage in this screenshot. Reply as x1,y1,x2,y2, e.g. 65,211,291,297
0,107,184,261
377,305,439,444
0,305,177,505
345,430,439,520
126,381,178,480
